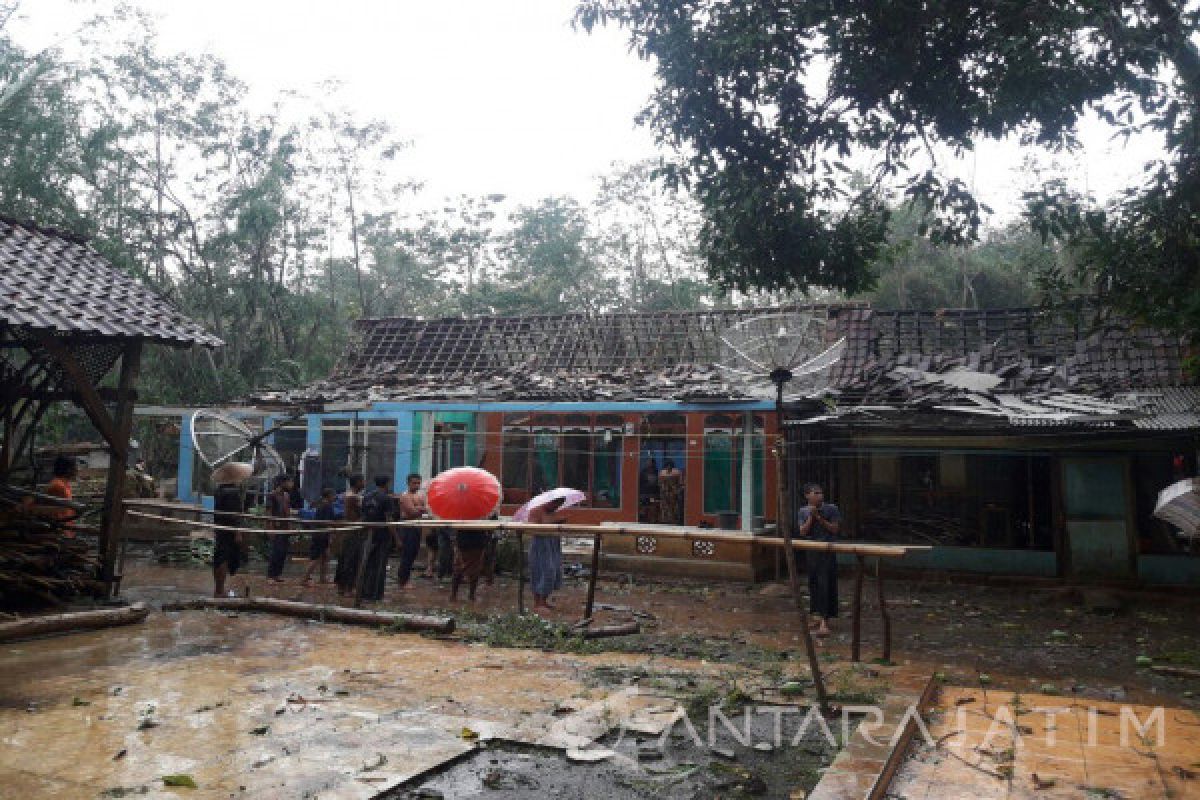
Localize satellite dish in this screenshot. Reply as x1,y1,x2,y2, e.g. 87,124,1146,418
190,409,286,483
717,312,845,398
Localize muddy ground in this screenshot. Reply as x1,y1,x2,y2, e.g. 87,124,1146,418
120,549,1200,709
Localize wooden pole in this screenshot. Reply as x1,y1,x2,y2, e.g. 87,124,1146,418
516,532,525,614
584,532,601,620
0,602,149,643
851,554,865,663
876,556,892,663
98,340,142,597
773,379,829,713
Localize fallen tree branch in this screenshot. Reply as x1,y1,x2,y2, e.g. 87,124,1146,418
161,597,454,634
0,602,149,643
581,621,640,639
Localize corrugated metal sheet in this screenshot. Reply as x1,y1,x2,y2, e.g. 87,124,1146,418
0,217,221,347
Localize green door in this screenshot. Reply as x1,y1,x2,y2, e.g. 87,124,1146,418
1062,458,1134,580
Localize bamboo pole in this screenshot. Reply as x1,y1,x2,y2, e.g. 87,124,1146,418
0,602,149,643
161,597,454,633
516,532,525,614
584,533,601,620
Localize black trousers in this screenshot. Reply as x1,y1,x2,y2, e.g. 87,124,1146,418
267,534,291,578
807,551,839,619
396,529,421,585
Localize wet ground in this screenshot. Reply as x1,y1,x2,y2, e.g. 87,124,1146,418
2,551,1197,798
121,551,1200,709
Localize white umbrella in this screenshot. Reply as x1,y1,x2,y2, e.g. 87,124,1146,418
1153,477,1200,536
513,487,586,522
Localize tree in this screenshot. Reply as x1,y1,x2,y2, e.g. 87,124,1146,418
493,197,617,315
576,0,1200,334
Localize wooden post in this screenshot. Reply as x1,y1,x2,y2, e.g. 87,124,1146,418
584,533,601,620
516,532,525,614
98,341,142,596
851,554,865,663
776,424,829,712
876,556,892,663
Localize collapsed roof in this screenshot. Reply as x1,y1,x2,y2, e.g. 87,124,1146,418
252,304,1193,428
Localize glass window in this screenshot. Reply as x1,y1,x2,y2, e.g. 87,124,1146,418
364,420,398,483
432,422,467,474
501,419,532,505
592,415,623,508
499,413,624,508
703,415,764,515
320,421,351,490
561,416,591,500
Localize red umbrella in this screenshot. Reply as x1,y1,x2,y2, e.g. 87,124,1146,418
426,467,501,521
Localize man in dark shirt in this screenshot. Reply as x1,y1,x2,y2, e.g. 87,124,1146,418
359,475,395,603
796,483,841,637
213,483,244,597
265,474,294,582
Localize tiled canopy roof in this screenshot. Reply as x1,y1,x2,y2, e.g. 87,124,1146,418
0,217,221,347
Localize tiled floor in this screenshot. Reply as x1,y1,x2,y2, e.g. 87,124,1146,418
807,663,936,800
888,687,1200,799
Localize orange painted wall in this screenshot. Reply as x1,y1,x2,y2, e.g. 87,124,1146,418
483,410,777,528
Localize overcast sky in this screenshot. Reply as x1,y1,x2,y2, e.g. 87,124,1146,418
10,0,1166,224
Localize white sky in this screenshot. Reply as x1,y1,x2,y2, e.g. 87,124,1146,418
9,0,1167,224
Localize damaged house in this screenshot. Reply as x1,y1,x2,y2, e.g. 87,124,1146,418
792,307,1200,586
175,303,1198,586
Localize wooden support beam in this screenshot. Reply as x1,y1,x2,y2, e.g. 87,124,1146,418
97,341,142,596
851,554,865,663
34,334,123,455
876,557,892,663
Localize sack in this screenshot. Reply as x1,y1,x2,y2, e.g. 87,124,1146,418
362,489,389,523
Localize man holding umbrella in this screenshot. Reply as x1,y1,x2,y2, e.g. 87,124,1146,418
515,487,586,613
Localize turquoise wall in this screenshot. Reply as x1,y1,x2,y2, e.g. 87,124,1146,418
1138,555,1200,586
838,547,1059,577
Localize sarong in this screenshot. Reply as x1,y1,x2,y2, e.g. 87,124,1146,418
529,534,563,596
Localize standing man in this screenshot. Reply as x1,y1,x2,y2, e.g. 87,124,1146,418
302,487,337,585
359,475,395,603
395,473,428,589
335,474,366,596
795,482,840,637
265,474,294,583
212,483,244,597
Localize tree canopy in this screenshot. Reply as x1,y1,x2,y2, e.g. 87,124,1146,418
576,0,1200,335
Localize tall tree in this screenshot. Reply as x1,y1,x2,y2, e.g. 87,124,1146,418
577,0,1200,334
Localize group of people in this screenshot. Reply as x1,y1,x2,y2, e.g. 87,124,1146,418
208,468,835,633
211,472,510,605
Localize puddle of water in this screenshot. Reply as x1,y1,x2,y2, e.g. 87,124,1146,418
396,706,841,799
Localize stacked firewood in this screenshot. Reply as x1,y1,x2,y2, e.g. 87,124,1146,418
0,489,102,608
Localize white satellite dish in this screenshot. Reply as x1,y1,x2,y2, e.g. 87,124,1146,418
190,409,286,483
717,312,845,397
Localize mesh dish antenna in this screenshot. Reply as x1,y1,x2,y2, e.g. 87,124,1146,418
190,409,286,482
717,311,845,397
